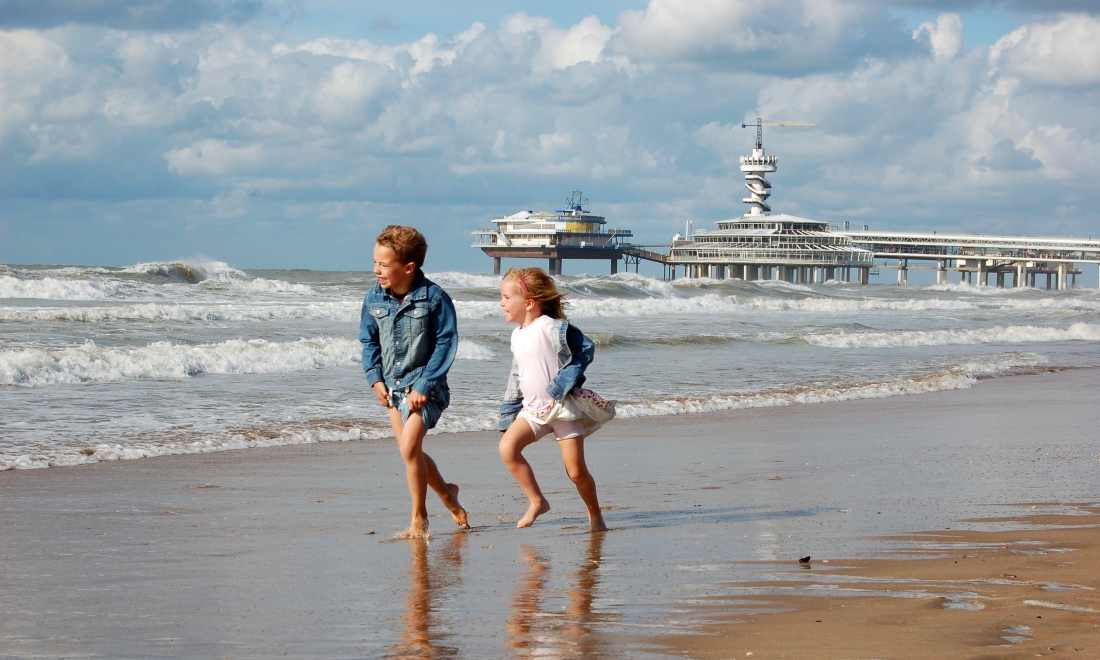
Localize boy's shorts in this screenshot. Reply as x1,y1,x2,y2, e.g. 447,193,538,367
389,384,450,430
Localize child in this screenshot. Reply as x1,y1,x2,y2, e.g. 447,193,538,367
497,267,616,532
360,225,468,538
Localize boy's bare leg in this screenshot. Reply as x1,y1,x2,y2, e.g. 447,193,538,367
499,421,551,528
389,409,469,537
558,436,607,532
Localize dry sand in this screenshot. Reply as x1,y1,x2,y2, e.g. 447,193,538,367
2,368,1098,658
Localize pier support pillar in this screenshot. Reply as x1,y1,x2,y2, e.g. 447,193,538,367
977,261,987,286
936,261,946,285
493,257,501,276
1016,263,1026,288
1058,263,1068,290
858,267,869,285
610,257,618,275
548,258,562,276
897,260,908,286
996,272,1004,288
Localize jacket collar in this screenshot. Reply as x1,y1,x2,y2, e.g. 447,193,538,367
381,270,428,303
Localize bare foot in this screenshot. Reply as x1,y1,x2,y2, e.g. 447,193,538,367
441,483,469,529
588,512,607,532
517,499,551,528
398,517,430,539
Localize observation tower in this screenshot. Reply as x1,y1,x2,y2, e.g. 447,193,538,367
668,118,875,283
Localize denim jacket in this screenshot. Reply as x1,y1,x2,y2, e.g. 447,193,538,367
359,271,457,398
498,318,594,431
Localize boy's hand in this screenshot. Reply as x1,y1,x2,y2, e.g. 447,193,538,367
407,389,427,412
373,381,390,408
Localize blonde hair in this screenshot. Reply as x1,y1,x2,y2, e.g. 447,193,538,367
503,267,566,319
376,225,428,268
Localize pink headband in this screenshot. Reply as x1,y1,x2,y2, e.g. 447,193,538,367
517,277,529,294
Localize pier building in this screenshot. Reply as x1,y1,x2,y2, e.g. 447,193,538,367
667,119,875,284
471,191,634,276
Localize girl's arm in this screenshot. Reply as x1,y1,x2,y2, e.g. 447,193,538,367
498,358,523,431
546,323,594,402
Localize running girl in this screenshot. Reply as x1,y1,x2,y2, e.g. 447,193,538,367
497,267,616,532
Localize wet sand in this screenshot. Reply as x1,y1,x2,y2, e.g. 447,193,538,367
2,368,1098,657
640,509,1100,658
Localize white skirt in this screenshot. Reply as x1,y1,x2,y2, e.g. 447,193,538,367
523,388,616,438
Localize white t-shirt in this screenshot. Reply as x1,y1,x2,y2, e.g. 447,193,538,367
510,315,560,414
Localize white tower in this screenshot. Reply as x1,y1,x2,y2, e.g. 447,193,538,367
740,148,777,216
738,118,814,216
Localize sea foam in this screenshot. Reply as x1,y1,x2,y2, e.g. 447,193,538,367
805,323,1100,349
0,275,126,300
0,337,495,387
616,352,1046,418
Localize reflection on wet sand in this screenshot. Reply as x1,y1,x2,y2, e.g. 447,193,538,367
387,532,467,659
507,533,615,657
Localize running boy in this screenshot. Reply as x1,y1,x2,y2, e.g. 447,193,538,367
497,267,615,532
360,225,468,538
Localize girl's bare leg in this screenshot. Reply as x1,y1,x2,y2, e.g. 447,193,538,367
390,408,469,537
558,436,607,532
498,420,550,527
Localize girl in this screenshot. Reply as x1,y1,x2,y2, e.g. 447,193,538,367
497,267,615,531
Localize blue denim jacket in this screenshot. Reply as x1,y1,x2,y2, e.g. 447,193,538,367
359,271,457,398
498,318,594,431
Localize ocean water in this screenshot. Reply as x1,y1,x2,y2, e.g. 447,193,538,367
3,260,1100,471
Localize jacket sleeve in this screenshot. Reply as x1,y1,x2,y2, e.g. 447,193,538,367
546,323,593,402
498,357,523,431
411,289,458,397
359,296,384,387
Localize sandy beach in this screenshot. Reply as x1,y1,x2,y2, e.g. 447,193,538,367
2,367,1098,658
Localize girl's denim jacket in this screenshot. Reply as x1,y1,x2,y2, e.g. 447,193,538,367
359,271,457,399
499,318,595,431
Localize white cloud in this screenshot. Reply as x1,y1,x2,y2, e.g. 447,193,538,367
165,139,263,175
914,12,963,61
990,14,1100,87
3,3,1100,270
611,0,914,72
501,13,617,72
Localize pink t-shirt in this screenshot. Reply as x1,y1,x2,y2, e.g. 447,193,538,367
510,315,559,414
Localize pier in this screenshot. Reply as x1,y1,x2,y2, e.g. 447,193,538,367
472,192,635,275
475,123,1099,288
839,230,1100,289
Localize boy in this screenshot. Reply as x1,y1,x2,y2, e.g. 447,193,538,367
360,225,468,538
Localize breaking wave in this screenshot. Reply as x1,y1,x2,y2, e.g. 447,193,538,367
0,302,359,323
0,275,126,300
0,337,496,387
120,260,246,283
804,323,1100,349
616,353,1048,418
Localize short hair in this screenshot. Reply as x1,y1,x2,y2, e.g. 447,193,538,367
503,267,567,319
375,225,428,268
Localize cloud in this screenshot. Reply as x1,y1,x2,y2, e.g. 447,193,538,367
611,0,919,72
914,12,963,60
0,0,262,30
3,2,1100,270
164,139,263,176
974,137,1042,170
990,14,1100,86
501,13,619,72
885,1,1099,13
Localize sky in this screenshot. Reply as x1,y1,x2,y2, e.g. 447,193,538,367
2,0,1099,272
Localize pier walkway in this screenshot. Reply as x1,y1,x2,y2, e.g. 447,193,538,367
838,230,1100,289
